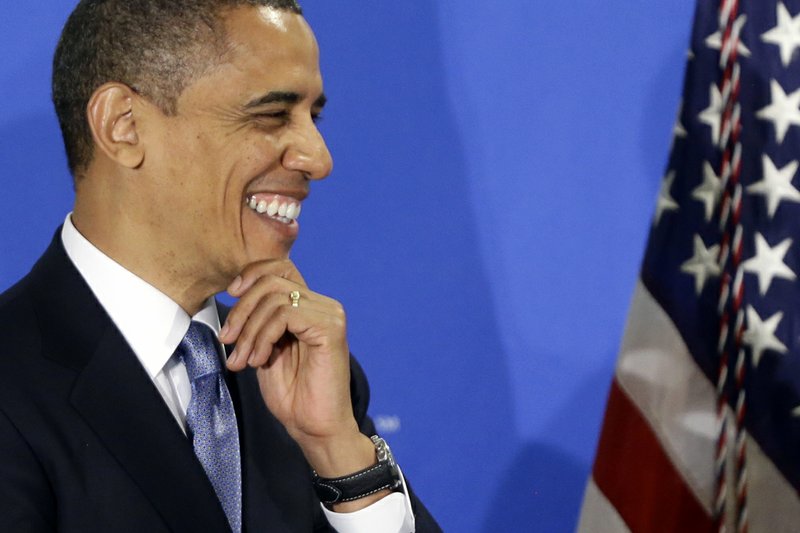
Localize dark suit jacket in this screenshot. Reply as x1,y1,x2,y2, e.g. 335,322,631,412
0,233,440,532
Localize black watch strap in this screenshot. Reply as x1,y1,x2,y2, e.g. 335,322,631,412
312,436,402,504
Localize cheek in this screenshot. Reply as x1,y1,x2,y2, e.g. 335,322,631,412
237,131,284,171
162,131,237,200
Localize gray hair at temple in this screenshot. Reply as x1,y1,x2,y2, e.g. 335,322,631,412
52,0,303,179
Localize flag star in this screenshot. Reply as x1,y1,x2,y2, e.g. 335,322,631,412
680,235,721,294
654,171,679,225
743,306,787,368
761,2,800,67
747,154,800,218
698,84,723,146
706,15,752,58
742,233,796,295
674,101,687,138
793,404,800,417
691,162,721,221
756,79,800,143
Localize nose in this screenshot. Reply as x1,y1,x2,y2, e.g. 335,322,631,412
281,118,333,180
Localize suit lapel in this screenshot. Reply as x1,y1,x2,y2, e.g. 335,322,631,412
71,326,232,532
29,232,232,532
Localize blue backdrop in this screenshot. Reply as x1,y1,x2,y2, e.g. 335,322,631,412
0,2,696,531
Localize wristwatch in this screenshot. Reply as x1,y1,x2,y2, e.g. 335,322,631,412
312,435,403,505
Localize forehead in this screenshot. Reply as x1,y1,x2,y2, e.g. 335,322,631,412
223,6,318,60
179,6,322,108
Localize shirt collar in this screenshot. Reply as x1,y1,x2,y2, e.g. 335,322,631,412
60,214,222,379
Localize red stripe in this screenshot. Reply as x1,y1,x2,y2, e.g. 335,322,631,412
593,380,715,532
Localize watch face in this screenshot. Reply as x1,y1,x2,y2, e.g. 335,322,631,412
371,436,394,465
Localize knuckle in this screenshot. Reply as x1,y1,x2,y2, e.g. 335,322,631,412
332,315,346,330
277,305,291,320
252,275,278,292
235,331,251,349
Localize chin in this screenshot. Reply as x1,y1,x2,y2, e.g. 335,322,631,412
246,242,294,264
241,207,299,265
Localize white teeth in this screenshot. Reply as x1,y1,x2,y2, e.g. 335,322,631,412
246,196,302,222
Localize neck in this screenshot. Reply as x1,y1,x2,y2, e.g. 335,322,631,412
72,194,221,316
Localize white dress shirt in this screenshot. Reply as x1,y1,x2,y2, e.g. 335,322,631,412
61,214,414,533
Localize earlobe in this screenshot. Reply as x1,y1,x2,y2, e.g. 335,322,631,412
87,83,145,169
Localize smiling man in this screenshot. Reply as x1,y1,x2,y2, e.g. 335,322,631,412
0,1,439,531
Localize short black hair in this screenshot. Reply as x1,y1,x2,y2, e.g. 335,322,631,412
52,0,303,178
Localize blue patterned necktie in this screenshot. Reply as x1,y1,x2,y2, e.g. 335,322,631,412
177,321,242,533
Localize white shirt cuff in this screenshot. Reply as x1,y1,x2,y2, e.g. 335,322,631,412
321,467,415,533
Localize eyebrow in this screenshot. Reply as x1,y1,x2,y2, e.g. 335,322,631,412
244,91,327,109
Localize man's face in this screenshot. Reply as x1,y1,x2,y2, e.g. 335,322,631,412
139,6,332,289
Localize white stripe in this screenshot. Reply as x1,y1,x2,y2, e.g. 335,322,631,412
611,280,800,529
577,478,631,533
747,436,800,532
615,280,716,513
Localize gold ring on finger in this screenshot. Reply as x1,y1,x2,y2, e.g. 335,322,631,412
290,290,301,308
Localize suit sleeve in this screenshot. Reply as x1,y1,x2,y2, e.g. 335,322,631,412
0,407,56,532
348,356,443,533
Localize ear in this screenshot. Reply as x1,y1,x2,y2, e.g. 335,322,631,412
86,83,145,169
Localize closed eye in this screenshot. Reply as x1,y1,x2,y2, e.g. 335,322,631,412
248,108,323,129
254,111,289,121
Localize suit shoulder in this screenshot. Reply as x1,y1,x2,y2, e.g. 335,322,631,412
0,271,32,310
0,276,41,354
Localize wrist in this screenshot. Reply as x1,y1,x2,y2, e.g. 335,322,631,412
312,435,403,512
298,430,375,478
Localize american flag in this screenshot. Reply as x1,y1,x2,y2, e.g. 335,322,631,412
579,1,800,531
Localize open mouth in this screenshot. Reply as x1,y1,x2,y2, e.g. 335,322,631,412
245,193,302,225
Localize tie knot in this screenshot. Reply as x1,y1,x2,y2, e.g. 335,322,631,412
178,321,223,381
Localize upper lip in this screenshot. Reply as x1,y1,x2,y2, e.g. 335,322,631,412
245,188,309,202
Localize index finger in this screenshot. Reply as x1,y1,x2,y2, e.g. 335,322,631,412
227,258,307,297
